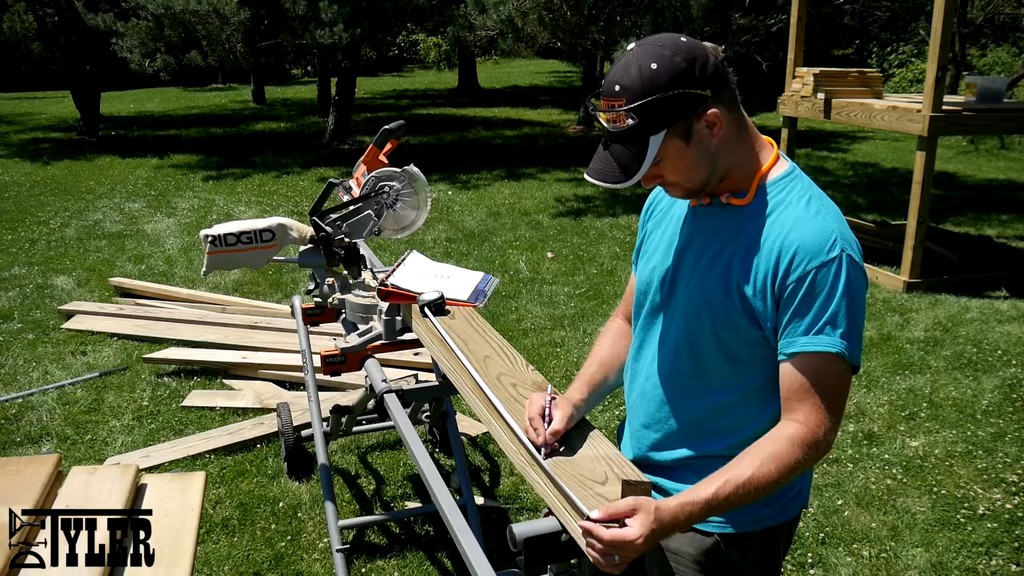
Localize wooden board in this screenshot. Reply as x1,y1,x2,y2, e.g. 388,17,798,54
455,413,488,438
62,315,339,352
180,387,363,410
143,347,433,373
114,298,294,319
121,472,206,576
103,397,340,469
108,278,288,312
224,368,369,390
411,306,650,550
1,454,62,576
59,301,346,337
43,464,140,576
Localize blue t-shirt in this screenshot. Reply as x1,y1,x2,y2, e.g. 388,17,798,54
622,157,867,533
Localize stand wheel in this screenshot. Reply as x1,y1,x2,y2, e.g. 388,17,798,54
276,402,314,481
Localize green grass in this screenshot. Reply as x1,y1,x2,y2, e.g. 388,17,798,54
1,58,1023,575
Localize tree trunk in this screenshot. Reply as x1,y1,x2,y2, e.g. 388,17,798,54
455,40,480,96
70,65,101,139
323,68,357,145
947,0,971,94
250,70,267,106
316,53,332,118
575,51,603,130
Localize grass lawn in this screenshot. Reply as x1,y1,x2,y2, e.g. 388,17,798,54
1,59,1022,575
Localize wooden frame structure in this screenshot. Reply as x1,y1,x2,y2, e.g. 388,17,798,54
779,0,1024,292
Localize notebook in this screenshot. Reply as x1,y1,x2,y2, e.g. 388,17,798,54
376,250,498,307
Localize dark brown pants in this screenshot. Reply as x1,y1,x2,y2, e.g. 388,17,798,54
584,514,802,576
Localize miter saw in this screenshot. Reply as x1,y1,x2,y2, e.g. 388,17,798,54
199,120,431,372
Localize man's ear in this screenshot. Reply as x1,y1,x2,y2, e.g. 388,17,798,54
702,107,726,141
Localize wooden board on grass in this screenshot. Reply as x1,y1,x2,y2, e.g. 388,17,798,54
108,278,288,312
411,306,650,551
121,472,206,576
114,298,294,319
143,347,433,373
62,315,339,352
103,394,358,470
44,464,140,576
59,301,346,337
0,454,62,576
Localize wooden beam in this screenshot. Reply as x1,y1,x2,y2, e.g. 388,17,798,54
777,94,927,135
181,386,363,410
59,301,347,337
921,0,959,118
1,454,62,575
864,264,911,292
780,0,807,157
143,347,433,373
108,278,289,311
104,397,339,469
116,298,295,319
62,315,340,352
224,368,371,390
410,306,650,550
122,472,206,576
45,464,140,576
900,136,940,279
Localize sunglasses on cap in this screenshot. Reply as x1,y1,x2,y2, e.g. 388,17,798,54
585,88,712,132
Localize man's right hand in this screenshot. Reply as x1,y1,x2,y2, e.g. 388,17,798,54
524,390,579,457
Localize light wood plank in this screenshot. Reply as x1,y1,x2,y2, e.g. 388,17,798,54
143,347,433,373
224,368,367,390
62,315,338,352
1,454,62,576
43,465,140,576
58,301,346,337
180,388,362,410
103,396,344,469
108,278,288,311
455,413,488,438
118,299,294,319
777,94,926,135
411,306,650,550
901,136,940,279
119,472,206,576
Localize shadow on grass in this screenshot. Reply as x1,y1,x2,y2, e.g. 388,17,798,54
330,435,518,575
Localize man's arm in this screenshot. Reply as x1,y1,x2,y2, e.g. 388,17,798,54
524,274,636,451
581,351,852,572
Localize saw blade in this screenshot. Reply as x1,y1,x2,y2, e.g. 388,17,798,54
360,165,432,238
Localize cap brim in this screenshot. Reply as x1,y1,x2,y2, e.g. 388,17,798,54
584,130,666,189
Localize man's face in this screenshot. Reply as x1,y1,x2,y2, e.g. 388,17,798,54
639,115,721,200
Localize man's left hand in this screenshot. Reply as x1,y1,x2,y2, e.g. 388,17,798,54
578,496,679,574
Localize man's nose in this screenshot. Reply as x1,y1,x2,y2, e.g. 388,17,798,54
640,168,661,190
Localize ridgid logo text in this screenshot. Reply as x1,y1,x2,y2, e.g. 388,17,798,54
8,508,156,570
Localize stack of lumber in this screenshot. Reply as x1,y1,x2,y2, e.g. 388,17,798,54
790,67,884,99
0,454,205,576
56,277,486,470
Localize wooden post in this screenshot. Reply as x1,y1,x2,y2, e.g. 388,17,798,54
779,0,807,158
900,0,959,279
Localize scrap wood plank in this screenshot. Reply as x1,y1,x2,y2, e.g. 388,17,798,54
108,278,288,312
114,298,294,319
61,315,339,352
43,464,140,576
181,377,364,409
59,301,346,337
122,472,206,576
410,306,650,550
224,368,367,390
179,387,487,437
103,395,356,470
143,347,433,373
0,454,62,576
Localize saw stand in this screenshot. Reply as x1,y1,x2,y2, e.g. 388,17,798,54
277,240,531,576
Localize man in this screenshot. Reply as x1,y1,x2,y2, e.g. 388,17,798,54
524,33,867,575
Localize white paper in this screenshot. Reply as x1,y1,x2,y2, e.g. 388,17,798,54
385,250,486,302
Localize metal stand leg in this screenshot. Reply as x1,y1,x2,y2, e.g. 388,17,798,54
443,397,484,544
364,357,498,576
292,296,350,576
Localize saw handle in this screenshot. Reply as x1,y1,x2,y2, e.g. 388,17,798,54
371,120,406,150
350,120,407,195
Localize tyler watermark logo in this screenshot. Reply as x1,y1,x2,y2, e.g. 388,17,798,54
8,508,156,570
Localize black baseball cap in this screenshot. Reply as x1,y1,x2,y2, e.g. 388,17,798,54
584,33,725,189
